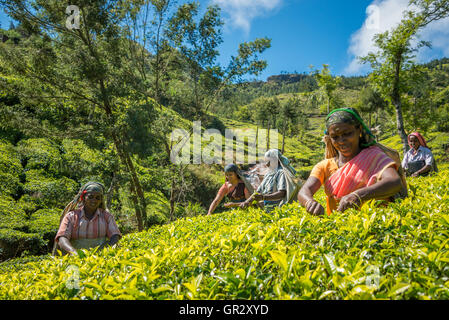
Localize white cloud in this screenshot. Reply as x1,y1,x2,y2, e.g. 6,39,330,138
344,0,449,75
344,0,410,75
417,17,449,59
213,0,283,34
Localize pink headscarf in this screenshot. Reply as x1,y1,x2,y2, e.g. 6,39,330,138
408,132,428,150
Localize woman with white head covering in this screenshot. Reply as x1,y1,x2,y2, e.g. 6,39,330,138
240,149,298,211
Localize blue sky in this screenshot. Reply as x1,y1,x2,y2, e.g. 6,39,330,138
2,0,449,81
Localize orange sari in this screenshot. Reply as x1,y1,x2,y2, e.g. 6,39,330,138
323,146,397,215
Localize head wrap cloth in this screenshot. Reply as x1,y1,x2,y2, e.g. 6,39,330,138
408,132,428,149
324,108,376,159
224,164,255,195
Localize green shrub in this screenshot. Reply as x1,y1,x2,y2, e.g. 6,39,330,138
0,169,447,299
16,194,40,215
0,229,45,261
17,138,63,174
27,209,60,250
0,196,27,231
23,169,78,208
60,139,104,181
0,140,22,197
0,197,58,260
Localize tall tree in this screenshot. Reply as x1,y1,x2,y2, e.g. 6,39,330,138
361,0,449,154
277,97,300,154
359,86,388,129
0,0,156,230
313,64,341,114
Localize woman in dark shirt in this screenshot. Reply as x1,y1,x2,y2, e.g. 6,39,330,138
207,164,254,215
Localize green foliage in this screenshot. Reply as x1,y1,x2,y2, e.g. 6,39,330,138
0,195,27,231
0,229,46,261
60,139,105,182
0,140,22,197
313,64,341,114
17,138,62,175
0,196,60,260
23,169,78,208
0,170,448,299
27,209,60,242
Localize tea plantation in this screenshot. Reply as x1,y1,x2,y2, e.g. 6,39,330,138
0,167,448,300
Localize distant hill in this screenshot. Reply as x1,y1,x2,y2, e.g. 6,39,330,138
266,73,310,83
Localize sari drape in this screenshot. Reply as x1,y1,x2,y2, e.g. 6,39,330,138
323,146,397,215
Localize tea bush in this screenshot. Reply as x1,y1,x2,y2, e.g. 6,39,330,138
17,138,63,175
0,140,22,198
0,169,448,300
0,197,60,260
60,139,105,182
0,196,27,230
23,169,78,208
0,229,46,260
27,209,60,250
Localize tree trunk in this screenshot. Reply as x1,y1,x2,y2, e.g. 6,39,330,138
123,149,148,227
128,180,144,231
110,131,146,231
392,54,409,155
106,172,116,210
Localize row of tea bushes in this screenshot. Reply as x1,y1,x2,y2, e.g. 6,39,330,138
0,169,447,299
0,195,60,260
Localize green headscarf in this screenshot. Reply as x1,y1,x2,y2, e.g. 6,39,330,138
325,108,376,149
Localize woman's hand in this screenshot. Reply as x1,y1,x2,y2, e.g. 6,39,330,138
224,202,240,208
298,177,324,216
337,192,362,212
305,199,325,216
253,193,264,202
239,200,251,209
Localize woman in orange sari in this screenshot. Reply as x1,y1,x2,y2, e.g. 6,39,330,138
298,108,407,216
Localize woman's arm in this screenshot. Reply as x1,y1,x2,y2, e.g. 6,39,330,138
239,192,259,209
207,191,226,215
298,177,325,216
57,236,77,255
98,234,121,251
412,164,432,177
244,187,251,199
263,190,286,201
338,166,402,212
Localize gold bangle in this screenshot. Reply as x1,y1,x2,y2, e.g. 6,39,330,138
305,199,314,208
